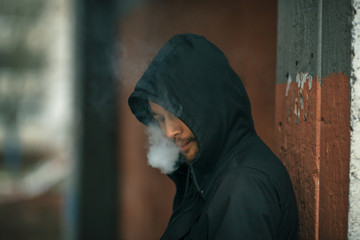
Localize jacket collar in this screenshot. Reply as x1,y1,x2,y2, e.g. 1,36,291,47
185,130,255,200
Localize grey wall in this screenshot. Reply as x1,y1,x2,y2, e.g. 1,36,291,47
277,0,351,85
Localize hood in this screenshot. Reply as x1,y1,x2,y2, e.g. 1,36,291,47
128,33,255,173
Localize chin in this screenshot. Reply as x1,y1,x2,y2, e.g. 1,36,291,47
183,153,195,164
184,148,199,164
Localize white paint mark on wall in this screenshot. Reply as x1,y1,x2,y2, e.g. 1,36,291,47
296,72,313,91
300,94,304,110
349,1,360,239
286,74,292,97
288,72,314,118
308,75,313,90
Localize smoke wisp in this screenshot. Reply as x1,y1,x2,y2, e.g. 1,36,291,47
146,123,180,174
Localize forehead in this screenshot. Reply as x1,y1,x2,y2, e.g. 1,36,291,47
149,101,169,115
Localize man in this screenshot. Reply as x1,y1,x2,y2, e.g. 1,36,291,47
128,34,298,239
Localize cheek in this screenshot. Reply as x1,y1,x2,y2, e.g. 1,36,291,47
183,127,194,138
193,143,199,154
158,122,166,132
189,142,199,156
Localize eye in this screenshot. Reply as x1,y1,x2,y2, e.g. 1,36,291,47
152,113,165,123
155,116,165,123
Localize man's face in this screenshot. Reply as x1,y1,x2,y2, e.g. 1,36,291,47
149,101,199,163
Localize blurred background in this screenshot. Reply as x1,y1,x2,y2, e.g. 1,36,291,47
0,0,75,239
0,0,277,239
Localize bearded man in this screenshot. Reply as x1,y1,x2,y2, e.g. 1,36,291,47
128,34,298,240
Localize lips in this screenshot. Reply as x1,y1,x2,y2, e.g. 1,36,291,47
179,141,191,152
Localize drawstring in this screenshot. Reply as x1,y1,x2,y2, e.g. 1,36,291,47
184,165,191,196
161,164,206,239
190,164,204,196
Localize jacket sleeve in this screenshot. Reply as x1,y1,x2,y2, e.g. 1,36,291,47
206,167,281,240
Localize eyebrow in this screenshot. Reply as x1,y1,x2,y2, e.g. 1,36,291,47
150,111,161,117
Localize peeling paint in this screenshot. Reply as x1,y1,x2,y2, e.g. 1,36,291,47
288,72,315,119
286,74,292,97
300,93,304,109
296,72,313,92
296,72,306,90
308,76,313,90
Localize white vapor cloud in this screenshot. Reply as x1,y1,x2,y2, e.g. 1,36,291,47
146,123,180,174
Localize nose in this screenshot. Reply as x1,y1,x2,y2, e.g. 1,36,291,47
164,118,181,139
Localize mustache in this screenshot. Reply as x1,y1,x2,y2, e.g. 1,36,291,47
174,137,196,146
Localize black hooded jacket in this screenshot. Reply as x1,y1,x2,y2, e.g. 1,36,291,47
128,34,298,240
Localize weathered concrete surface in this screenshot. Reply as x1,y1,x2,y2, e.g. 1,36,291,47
277,0,351,84
275,73,350,240
277,0,320,85
277,0,352,239
276,73,320,240
349,0,360,238
318,73,350,240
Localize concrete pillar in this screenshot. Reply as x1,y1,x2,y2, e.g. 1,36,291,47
349,1,360,239
74,0,119,239
276,0,351,239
